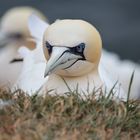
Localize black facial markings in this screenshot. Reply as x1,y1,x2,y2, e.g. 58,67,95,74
68,43,86,59
45,42,86,70
46,42,86,58
46,42,53,54
52,50,70,66
52,42,86,67
63,58,85,70
63,59,79,70
62,43,86,69
10,58,23,63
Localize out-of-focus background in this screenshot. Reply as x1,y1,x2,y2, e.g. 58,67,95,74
0,0,140,62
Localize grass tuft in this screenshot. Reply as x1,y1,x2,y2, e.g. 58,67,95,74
0,86,140,140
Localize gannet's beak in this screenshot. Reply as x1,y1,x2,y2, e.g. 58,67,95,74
44,47,83,77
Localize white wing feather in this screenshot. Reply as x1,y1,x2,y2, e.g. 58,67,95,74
28,14,49,40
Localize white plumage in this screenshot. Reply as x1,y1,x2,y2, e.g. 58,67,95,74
100,50,140,99
0,7,47,88
14,15,140,100
13,15,49,94
13,44,47,95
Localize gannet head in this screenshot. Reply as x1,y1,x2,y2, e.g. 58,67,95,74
0,6,47,48
43,19,102,77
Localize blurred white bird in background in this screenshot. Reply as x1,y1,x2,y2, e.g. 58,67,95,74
0,6,47,88
13,15,49,94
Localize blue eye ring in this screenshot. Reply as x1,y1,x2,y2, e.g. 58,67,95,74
76,43,85,53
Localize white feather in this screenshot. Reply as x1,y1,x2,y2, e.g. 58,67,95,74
100,50,140,99
99,60,126,100
12,14,50,95
13,41,48,95
28,14,49,40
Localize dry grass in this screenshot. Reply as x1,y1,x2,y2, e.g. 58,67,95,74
0,86,140,140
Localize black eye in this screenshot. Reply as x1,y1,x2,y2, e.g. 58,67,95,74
76,43,85,53
46,42,53,54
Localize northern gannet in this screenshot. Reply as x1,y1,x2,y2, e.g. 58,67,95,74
0,6,47,87
20,15,139,100
37,19,126,100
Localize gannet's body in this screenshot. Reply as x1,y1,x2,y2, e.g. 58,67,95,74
26,17,125,100
100,50,140,99
0,7,47,87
